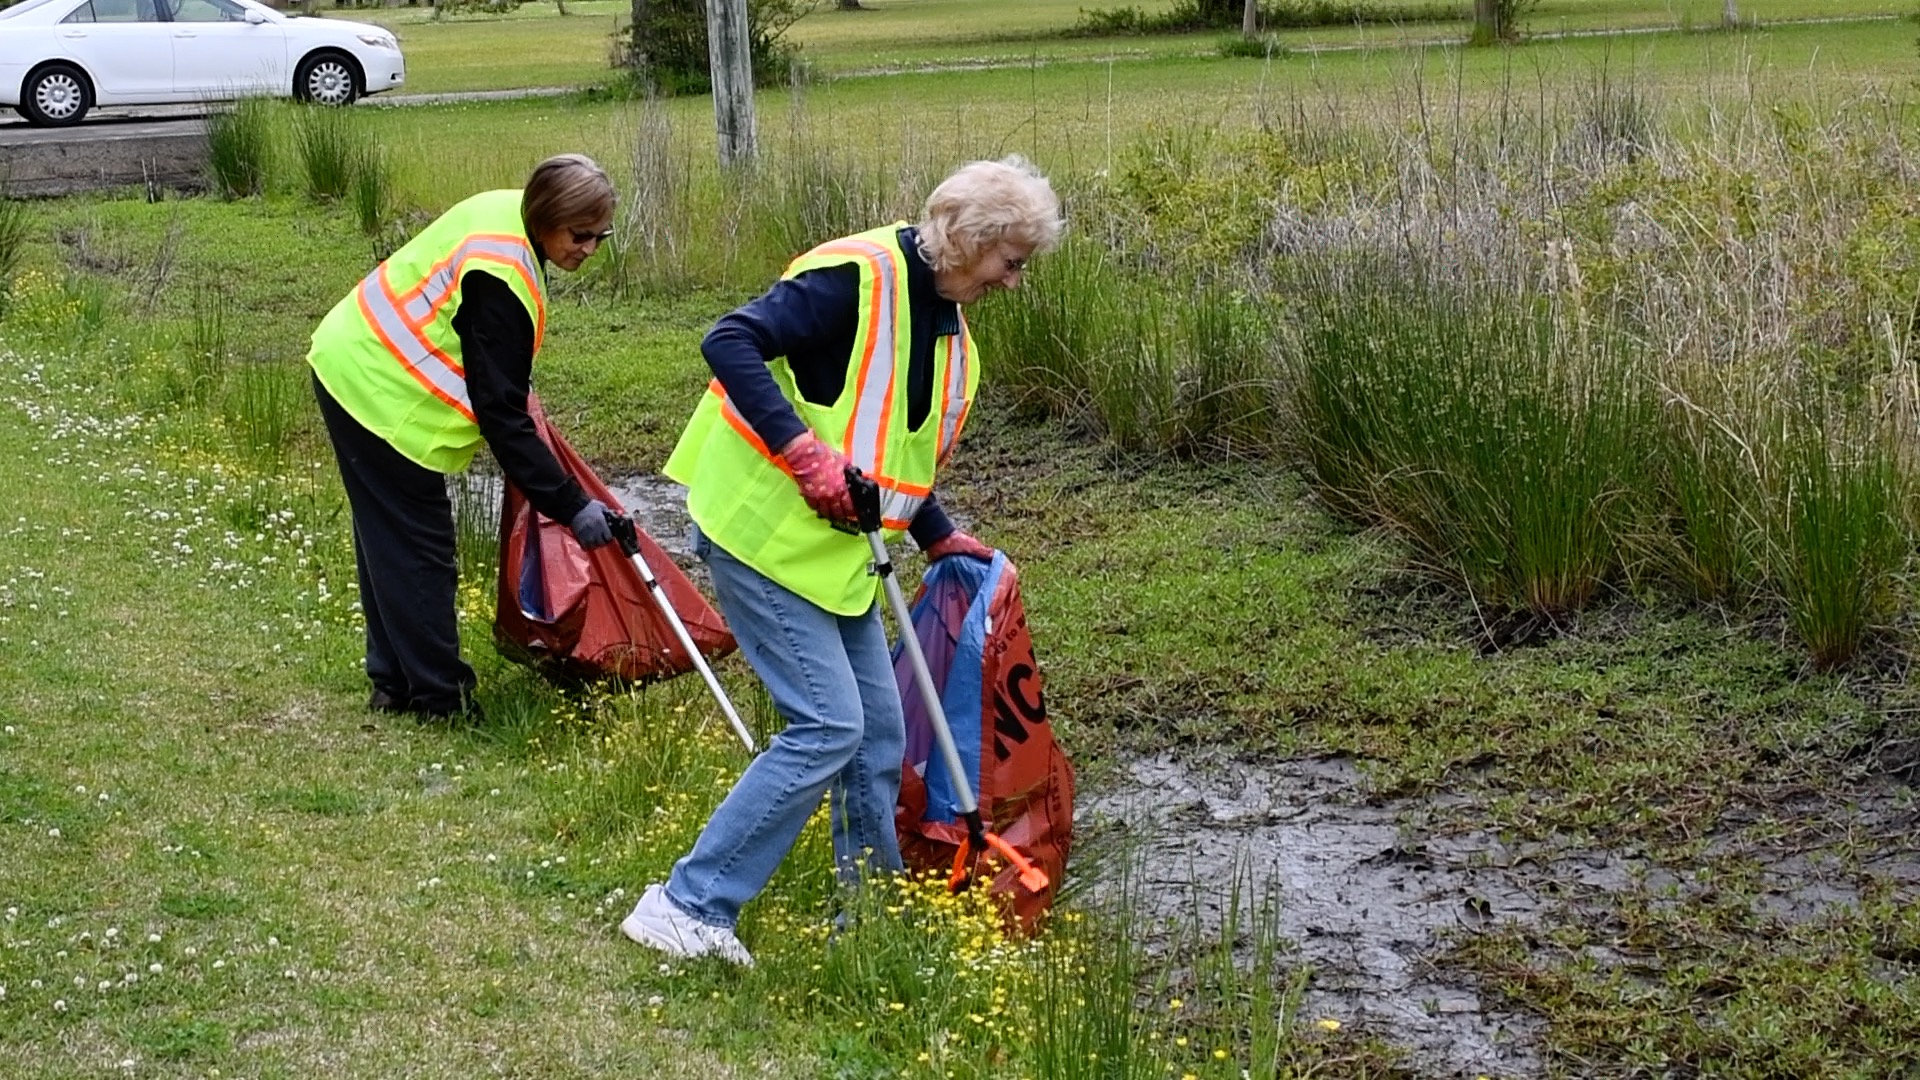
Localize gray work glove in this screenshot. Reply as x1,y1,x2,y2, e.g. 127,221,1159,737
568,499,616,550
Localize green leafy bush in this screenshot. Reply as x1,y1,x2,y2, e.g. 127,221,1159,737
611,0,809,97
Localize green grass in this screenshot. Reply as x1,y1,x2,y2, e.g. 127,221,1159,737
3,21,1919,1075
333,0,1911,90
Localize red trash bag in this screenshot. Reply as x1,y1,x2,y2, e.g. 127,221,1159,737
494,396,734,682
894,551,1074,932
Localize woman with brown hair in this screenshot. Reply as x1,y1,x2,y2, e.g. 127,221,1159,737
307,153,618,722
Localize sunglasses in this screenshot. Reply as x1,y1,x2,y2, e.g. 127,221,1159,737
569,226,615,244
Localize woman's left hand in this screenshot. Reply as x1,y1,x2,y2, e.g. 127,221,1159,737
925,530,994,562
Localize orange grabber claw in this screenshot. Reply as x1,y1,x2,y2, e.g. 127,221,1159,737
947,831,1051,894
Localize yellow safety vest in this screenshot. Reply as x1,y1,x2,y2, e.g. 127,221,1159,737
307,189,547,473
664,224,978,616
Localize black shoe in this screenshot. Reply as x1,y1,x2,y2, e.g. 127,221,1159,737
368,687,412,714
412,697,486,726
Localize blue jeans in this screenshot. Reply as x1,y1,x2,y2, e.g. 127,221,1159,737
665,526,906,928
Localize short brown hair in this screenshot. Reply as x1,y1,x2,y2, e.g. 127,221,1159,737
521,153,616,236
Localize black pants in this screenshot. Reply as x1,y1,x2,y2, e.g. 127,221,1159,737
312,374,475,713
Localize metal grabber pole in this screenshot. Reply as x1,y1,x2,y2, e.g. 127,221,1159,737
843,470,1047,895
606,512,757,753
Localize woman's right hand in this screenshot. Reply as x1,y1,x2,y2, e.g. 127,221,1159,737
778,433,856,526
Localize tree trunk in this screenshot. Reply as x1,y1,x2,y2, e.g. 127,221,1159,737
1721,0,1738,27
837,0,866,9
705,0,757,167
1471,0,1499,43
1240,0,1255,37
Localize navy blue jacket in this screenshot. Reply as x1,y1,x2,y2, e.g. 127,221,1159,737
701,226,959,547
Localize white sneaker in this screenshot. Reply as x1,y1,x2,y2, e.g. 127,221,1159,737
620,884,754,967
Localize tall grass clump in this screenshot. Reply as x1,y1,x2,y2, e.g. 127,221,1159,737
219,359,306,464
0,183,30,310
205,95,276,199
182,286,230,406
1636,372,1772,604
1764,407,1911,668
295,105,365,202
1288,267,1651,615
607,95,706,295
972,236,1131,422
350,140,390,237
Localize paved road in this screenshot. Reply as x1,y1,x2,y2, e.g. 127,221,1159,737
0,87,575,146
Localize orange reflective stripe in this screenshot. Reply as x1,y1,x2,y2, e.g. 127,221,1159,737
811,239,899,476
357,273,475,420
399,235,546,346
353,232,544,425
936,326,970,465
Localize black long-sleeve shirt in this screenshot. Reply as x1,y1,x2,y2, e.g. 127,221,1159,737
454,271,589,526
699,226,958,547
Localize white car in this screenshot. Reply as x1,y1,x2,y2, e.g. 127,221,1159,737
0,0,403,126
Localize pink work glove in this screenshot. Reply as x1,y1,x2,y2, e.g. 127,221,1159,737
779,432,856,526
925,530,994,562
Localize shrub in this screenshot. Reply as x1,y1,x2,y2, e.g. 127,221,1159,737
1074,0,1459,36
205,96,276,199
612,0,810,97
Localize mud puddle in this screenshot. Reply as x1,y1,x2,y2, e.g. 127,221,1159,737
1086,753,1549,1077
1085,752,1920,1079
454,470,702,574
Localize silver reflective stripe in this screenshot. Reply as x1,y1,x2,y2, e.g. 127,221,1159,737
937,327,969,460
357,273,474,418
882,488,922,529
401,238,541,325
838,240,900,472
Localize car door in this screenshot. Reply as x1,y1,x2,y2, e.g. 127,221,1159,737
162,0,285,99
51,0,174,102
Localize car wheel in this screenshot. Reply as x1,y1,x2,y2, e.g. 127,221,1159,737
295,51,361,107
20,63,91,127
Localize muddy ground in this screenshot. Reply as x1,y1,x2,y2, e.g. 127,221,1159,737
579,474,1920,1079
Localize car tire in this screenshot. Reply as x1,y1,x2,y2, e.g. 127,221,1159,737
294,51,361,108
20,63,91,127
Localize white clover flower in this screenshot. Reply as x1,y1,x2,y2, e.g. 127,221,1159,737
52,998,65,1011
147,933,160,944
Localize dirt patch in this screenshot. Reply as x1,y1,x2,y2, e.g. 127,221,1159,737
1084,751,1920,1079
1086,752,1548,1077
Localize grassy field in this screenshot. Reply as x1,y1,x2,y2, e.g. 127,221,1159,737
321,17,1918,226
4,4,1920,1078
331,0,1913,92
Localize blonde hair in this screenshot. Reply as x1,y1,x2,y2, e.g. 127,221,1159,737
521,153,616,236
916,155,1064,273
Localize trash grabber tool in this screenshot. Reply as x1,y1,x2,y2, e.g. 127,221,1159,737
606,512,757,753
844,470,1049,896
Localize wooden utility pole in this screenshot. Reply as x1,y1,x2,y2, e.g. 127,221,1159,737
1471,0,1500,43
706,0,757,167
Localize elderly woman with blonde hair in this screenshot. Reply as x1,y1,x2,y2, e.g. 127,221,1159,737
308,153,619,723
619,156,1064,965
